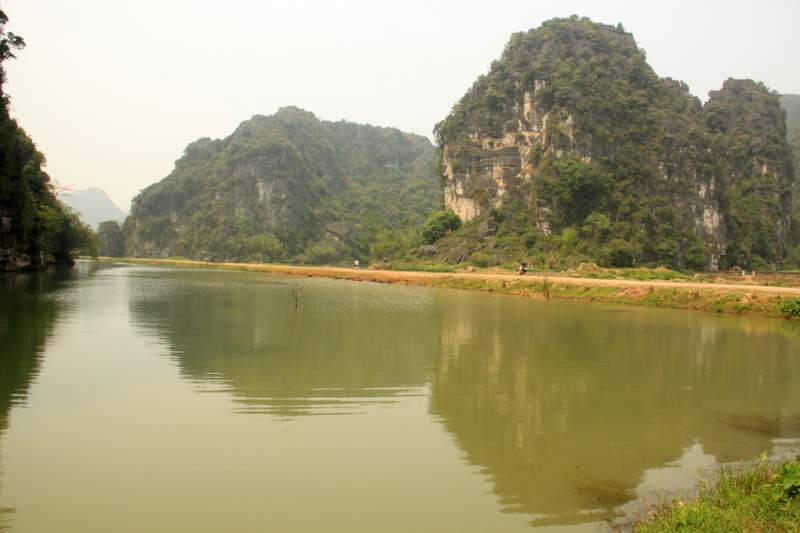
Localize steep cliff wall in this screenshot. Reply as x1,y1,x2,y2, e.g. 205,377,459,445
126,107,439,262
703,80,793,267
434,17,792,270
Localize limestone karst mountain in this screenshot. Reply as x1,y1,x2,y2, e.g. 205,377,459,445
433,17,793,270
125,107,439,263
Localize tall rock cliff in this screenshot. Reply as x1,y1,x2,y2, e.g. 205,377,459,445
434,17,792,270
126,107,439,262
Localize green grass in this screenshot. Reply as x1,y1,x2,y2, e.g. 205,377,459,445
564,267,691,282
392,263,454,273
633,456,800,533
621,268,691,281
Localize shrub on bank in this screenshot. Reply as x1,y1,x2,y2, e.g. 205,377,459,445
781,298,800,319
633,456,800,533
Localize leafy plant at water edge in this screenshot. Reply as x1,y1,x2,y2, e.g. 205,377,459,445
633,456,800,533
781,298,800,319
771,457,800,501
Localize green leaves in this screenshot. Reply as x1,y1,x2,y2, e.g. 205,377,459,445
97,220,125,258
421,210,462,245
770,458,800,501
540,155,610,228
0,8,24,63
685,231,709,271
781,298,800,319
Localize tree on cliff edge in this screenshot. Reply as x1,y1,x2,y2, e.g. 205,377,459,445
0,8,96,269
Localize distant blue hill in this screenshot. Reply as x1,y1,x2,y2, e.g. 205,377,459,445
60,187,128,229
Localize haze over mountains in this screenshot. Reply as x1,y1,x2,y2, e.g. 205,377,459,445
60,187,128,230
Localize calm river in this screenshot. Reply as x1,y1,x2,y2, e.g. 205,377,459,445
1,261,799,532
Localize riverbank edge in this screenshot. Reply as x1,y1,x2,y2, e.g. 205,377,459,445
628,454,800,532
93,258,800,321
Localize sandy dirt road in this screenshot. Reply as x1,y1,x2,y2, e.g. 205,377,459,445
214,262,800,296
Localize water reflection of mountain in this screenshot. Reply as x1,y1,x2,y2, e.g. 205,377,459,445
126,269,440,417
430,292,800,526
124,267,800,526
0,271,70,529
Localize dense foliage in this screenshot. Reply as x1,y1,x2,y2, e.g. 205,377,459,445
704,81,794,267
421,210,461,244
97,220,125,258
430,16,792,271
126,107,439,263
781,94,800,267
0,9,96,270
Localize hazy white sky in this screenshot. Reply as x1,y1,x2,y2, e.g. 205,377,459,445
3,0,799,211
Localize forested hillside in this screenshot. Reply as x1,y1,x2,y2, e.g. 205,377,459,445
429,17,793,271
0,9,95,271
125,107,439,263
781,94,800,265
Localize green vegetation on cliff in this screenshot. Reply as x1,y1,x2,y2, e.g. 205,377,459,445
706,82,794,267
781,94,800,267
97,220,125,258
0,9,96,270
126,107,439,263
430,16,792,272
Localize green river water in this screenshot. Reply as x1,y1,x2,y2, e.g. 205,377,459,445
1,261,799,532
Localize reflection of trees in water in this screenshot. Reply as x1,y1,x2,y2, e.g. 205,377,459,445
0,272,67,530
430,295,800,526
127,272,440,417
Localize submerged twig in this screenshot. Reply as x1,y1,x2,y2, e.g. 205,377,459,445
292,286,302,308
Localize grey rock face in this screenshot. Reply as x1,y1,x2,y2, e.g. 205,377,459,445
418,245,440,256
446,245,470,264
477,218,497,241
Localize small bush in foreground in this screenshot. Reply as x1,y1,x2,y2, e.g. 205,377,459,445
781,298,800,319
772,457,800,501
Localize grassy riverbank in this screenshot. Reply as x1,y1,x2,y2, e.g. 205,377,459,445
631,456,800,532
96,258,800,321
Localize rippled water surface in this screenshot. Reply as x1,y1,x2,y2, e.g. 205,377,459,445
1,262,799,532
